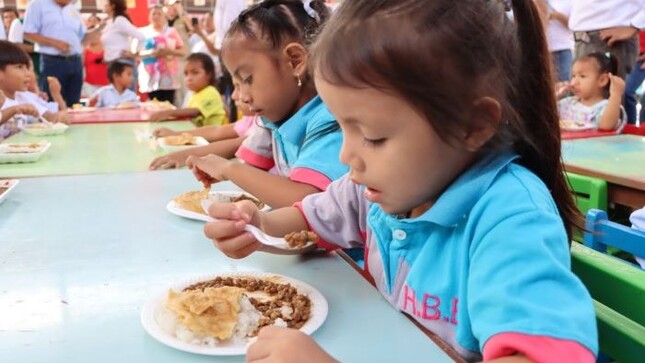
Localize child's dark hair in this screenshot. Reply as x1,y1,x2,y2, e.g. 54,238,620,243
576,52,619,98
311,0,581,239
108,0,132,22
186,53,216,87
224,0,330,51
2,7,20,19
0,40,30,70
107,60,133,83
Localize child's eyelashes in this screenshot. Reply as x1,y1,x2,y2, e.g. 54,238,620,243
243,75,253,85
362,137,387,147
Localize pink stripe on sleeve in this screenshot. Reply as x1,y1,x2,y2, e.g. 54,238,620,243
290,167,333,191
483,332,595,363
233,116,257,137
293,202,339,251
235,145,275,171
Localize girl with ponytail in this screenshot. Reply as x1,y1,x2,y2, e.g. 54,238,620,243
187,0,348,208
201,1,598,362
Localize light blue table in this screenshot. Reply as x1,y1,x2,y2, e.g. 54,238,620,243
0,170,456,363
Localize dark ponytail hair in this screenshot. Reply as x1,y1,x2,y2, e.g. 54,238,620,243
577,52,619,98
311,0,580,240
224,0,330,50
109,0,131,23
187,52,217,87
508,0,581,239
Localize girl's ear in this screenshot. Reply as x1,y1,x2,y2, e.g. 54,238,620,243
597,72,610,87
463,97,502,152
283,42,309,77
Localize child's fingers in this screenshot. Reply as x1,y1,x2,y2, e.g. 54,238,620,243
214,234,261,259
203,218,246,239
149,156,164,170
206,202,251,221
246,336,272,362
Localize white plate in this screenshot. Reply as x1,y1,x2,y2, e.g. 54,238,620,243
111,102,140,110
560,120,594,131
141,272,328,356
158,136,209,152
0,179,19,205
0,142,51,163
20,123,69,136
167,200,211,222
68,106,96,113
141,101,176,111
168,191,269,222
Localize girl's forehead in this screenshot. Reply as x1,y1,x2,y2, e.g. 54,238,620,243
574,59,599,72
185,60,203,69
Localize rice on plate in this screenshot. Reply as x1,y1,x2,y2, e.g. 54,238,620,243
141,272,328,355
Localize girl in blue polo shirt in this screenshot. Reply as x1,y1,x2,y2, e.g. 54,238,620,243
201,1,597,362
187,0,347,208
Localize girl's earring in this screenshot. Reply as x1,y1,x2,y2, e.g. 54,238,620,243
297,75,302,87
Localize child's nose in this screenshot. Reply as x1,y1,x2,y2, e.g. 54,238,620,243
339,139,364,171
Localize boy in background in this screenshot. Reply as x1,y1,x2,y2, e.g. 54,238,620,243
92,60,139,108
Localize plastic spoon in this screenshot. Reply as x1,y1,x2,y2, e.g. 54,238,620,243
200,199,317,255
39,116,55,127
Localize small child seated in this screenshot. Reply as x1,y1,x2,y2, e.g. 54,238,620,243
92,60,139,108
149,53,226,126
0,40,68,125
558,52,626,132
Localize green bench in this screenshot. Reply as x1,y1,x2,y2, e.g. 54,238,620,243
571,243,645,363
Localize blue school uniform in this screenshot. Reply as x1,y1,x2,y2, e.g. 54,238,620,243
236,95,348,190
300,151,598,361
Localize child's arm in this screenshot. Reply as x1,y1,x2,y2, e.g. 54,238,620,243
1,104,39,124
47,77,67,111
153,123,238,140
149,108,201,122
598,74,625,130
42,110,70,125
149,136,244,169
187,154,321,208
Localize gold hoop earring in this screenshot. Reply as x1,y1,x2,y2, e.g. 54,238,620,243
297,75,302,87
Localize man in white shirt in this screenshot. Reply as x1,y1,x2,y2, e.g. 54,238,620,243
23,0,100,106
569,0,645,78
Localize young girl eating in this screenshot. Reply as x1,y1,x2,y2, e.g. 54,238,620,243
558,52,626,132
149,53,226,126
186,0,348,208
198,1,598,362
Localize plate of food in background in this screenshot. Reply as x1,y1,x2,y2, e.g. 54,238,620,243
20,122,69,136
141,272,328,355
157,133,209,152
0,141,51,163
142,99,176,111
69,104,96,113
167,189,269,222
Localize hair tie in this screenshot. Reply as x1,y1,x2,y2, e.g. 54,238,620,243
302,0,318,21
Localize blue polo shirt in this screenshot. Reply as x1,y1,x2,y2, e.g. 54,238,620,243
23,0,86,56
301,151,598,361
94,85,139,108
235,96,348,191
